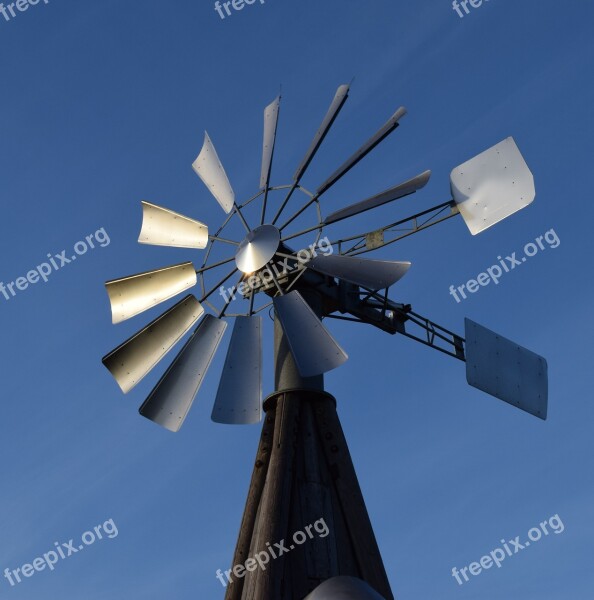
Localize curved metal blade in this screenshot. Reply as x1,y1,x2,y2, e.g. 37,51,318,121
106,262,196,324
293,84,350,183
212,316,262,425
274,291,347,377
102,295,204,393
192,132,235,214
451,137,535,235
138,201,208,249
317,106,407,197
465,318,548,419
324,170,431,225
305,254,411,289
260,96,280,190
139,314,227,432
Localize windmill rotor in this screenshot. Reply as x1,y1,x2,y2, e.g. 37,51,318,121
102,84,548,432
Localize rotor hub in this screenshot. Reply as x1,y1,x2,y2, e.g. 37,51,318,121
235,224,281,273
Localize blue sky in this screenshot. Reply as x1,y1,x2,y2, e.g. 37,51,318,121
0,0,593,598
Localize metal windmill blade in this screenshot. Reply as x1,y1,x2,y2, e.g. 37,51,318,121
102,295,204,393
192,132,236,214
273,291,348,377
271,83,350,225
105,262,197,324
139,315,227,432
315,106,407,198
260,96,280,191
302,255,411,290
278,102,409,231
324,170,431,225
102,84,547,438
292,84,350,184
138,201,208,249
212,316,262,424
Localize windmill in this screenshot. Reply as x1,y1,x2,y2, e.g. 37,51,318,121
102,84,548,599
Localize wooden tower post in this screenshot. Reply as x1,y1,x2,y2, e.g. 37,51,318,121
224,291,394,600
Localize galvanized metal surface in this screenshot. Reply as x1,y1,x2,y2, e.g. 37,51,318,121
105,262,197,324
324,170,431,225
212,316,262,424
293,84,350,182
260,96,280,190
465,318,548,419
273,290,347,377
139,314,227,432
273,303,324,391
332,201,458,257
305,254,411,289
138,201,208,249
192,132,235,214
102,295,203,393
271,85,352,229
316,106,407,197
451,137,535,235
235,224,281,273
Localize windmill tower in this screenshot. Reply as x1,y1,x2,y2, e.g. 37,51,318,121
102,85,548,599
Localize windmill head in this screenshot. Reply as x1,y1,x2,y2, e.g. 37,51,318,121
101,84,548,432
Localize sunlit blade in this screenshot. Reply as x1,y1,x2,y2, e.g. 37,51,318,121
212,316,262,425
305,254,410,289
102,295,204,393
465,319,547,420
324,171,431,225
138,201,208,249
139,314,227,432
316,106,407,197
293,84,350,183
192,132,235,214
274,291,348,377
451,137,535,235
260,96,280,190
106,262,196,324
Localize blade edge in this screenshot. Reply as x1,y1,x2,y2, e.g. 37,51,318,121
139,314,228,432
324,170,431,225
102,295,204,393
274,291,348,377
212,316,262,424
